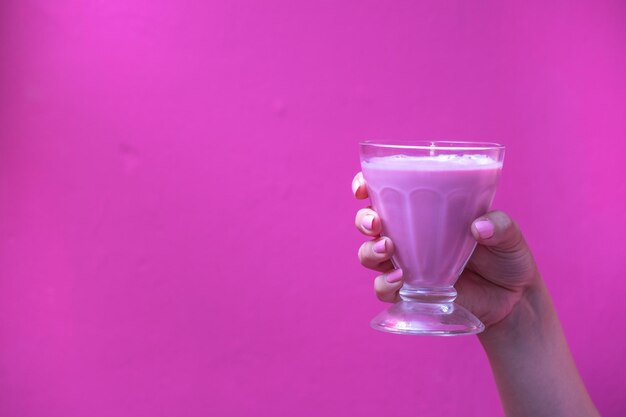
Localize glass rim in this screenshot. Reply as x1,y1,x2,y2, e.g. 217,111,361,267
359,140,505,151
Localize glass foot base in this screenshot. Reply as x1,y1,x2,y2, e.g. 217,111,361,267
370,301,485,336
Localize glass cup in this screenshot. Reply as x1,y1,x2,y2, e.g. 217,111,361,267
360,140,505,335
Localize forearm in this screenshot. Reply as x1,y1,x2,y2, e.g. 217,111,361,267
478,280,599,417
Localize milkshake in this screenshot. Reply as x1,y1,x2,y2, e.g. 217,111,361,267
359,141,505,335
362,154,502,298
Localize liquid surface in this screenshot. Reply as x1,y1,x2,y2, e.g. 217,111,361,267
363,154,503,170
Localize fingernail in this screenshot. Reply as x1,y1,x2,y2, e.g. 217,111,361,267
352,177,361,195
361,214,374,231
373,239,386,254
475,220,494,239
385,269,403,283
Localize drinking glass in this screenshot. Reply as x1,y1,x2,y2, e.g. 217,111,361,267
360,141,505,335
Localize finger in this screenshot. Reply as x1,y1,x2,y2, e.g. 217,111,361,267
374,269,403,303
471,210,526,253
351,172,369,200
355,207,382,236
358,237,395,271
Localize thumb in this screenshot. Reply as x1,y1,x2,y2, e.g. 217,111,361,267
471,210,526,253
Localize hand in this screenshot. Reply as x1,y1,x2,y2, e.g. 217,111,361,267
354,171,601,415
352,172,541,329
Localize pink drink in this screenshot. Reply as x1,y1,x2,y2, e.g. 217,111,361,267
362,154,502,298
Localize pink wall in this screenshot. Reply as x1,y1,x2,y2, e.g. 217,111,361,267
1,1,625,416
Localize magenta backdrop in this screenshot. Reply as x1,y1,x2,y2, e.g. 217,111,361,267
1,1,625,416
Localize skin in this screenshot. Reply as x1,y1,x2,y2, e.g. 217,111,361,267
352,172,600,417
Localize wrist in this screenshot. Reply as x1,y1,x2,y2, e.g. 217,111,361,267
478,274,554,345
476,275,601,417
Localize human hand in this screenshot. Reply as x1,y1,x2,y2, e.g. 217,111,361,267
352,172,541,329
354,171,601,415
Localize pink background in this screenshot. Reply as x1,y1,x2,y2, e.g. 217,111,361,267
1,1,625,416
